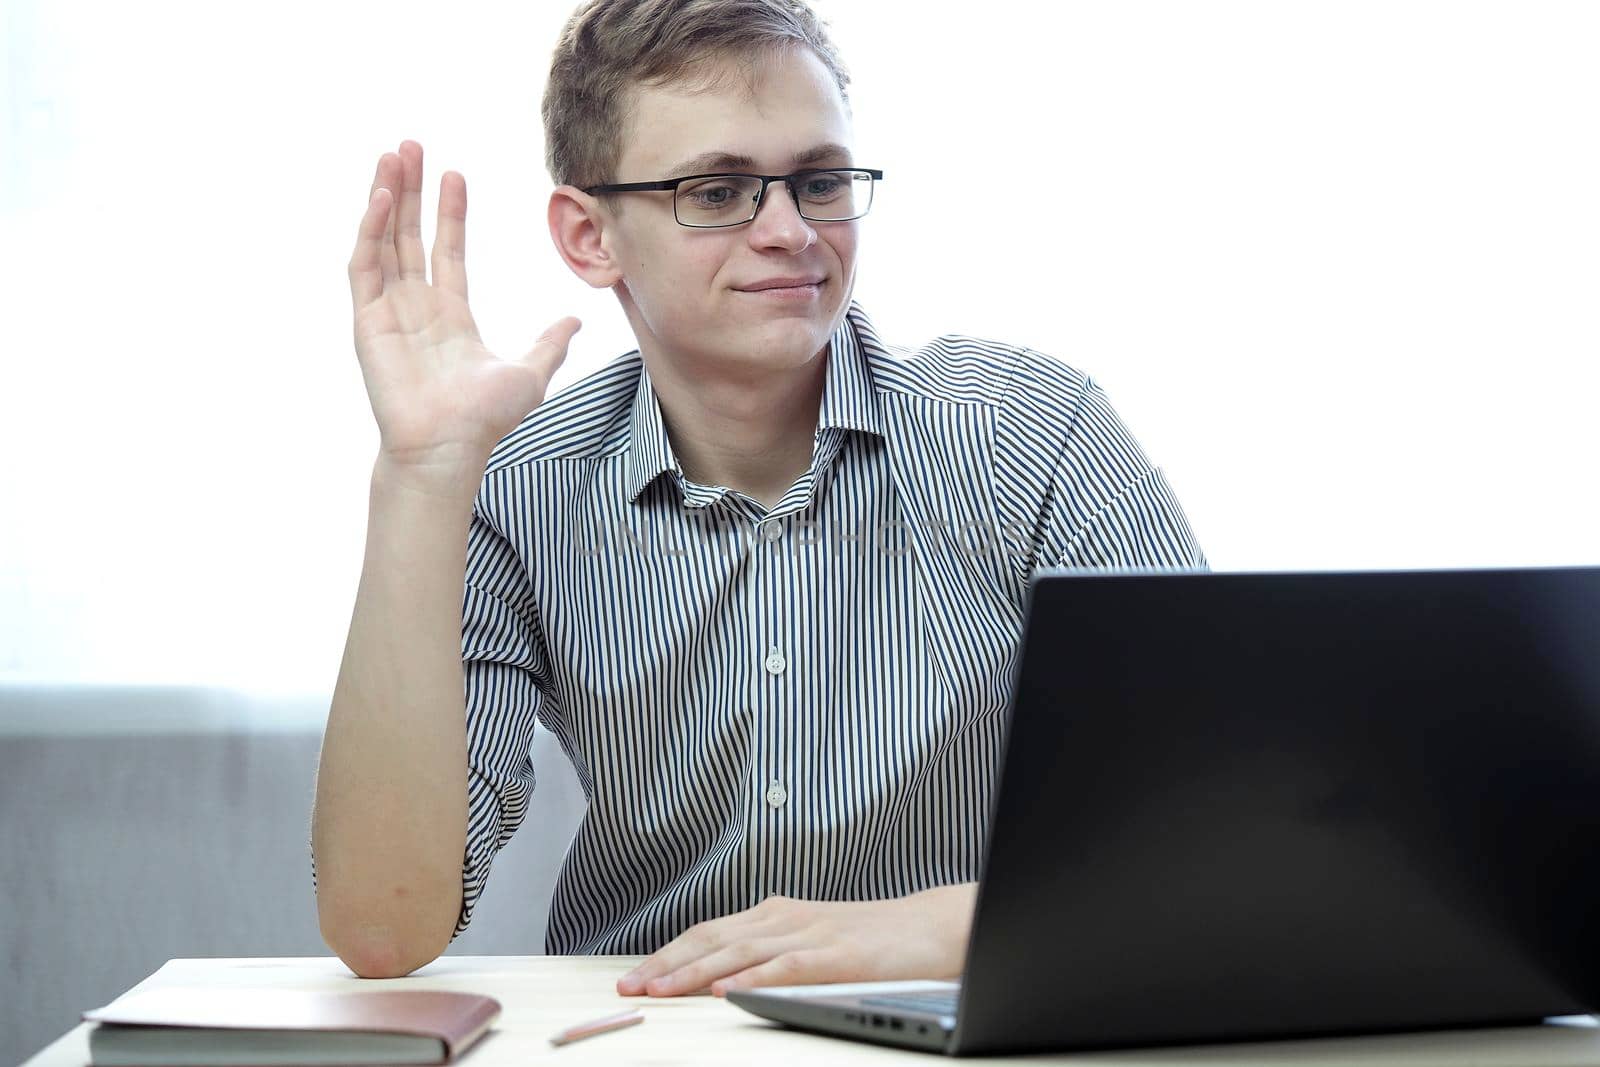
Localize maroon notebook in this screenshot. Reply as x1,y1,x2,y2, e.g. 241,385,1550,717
82,987,502,1066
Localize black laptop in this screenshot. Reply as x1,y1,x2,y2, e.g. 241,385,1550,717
727,566,1600,1055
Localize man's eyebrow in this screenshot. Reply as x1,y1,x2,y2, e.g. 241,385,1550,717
662,142,854,179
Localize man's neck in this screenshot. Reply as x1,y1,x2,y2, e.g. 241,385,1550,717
646,346,829,511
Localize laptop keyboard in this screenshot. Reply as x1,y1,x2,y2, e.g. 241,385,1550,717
858,990,960,1015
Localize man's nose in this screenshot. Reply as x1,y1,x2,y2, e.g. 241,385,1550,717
748,179,816,249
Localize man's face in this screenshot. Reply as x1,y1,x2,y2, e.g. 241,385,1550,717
600,44,860,379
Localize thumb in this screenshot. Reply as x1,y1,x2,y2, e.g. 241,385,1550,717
518,316,582,380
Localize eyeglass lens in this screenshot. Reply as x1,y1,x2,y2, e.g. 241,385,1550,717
675,171,873,226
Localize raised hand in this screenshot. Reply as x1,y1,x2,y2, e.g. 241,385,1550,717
346,140,580,484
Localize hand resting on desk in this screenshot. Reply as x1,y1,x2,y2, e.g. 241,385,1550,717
616,882,978,998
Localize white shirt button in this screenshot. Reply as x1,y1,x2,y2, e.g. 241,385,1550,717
763,648,787,674
764,781,788,808
762,520,782,542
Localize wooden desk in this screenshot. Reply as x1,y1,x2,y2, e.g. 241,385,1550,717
20,955,1600,1066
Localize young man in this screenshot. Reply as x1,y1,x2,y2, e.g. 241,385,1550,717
311,0,1204,997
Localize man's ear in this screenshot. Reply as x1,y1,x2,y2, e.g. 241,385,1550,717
549,187,623,289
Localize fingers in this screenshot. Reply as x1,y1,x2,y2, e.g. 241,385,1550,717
617,908,766,995
518,317,584,381
349,153,401,306
638,936,801,997
347,185,391,308
616,926,716,995
377,154,400,283
712,948,839,996
431,170,468,301
394,140,427,280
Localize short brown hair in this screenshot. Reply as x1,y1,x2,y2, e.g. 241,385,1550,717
542,0,852,192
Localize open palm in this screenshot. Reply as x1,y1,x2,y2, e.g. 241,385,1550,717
346,140,579,476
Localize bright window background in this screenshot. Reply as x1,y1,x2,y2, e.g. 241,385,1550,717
2,1,1596,695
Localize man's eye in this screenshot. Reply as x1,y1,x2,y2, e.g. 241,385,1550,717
800,177,851,202
684,184,742,206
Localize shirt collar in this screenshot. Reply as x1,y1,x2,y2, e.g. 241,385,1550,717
623,300,885,504
816,301,886,438
623,361,678,504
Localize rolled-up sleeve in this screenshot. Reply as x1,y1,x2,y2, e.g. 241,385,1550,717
452,495,553,942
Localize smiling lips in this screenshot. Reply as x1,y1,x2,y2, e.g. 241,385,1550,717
736,275,824,292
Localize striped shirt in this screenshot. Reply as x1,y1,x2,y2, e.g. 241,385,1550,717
316,299,1205,954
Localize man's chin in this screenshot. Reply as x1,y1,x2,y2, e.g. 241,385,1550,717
729,302,824,324
712,292,840,356
708,321,827,371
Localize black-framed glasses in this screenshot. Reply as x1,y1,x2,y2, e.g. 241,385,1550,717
582,168,883,228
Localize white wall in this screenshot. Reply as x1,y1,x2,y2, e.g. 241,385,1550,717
2,0,1596,692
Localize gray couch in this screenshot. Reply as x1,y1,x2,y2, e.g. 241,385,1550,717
0,682,586,1067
